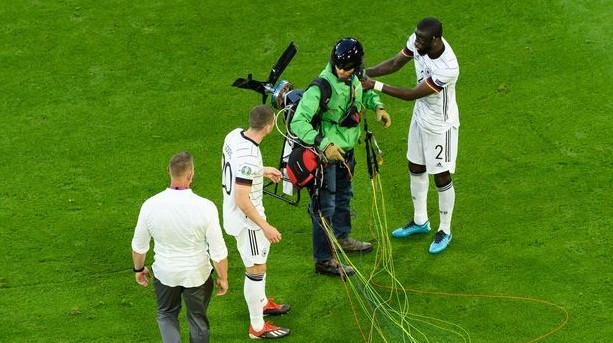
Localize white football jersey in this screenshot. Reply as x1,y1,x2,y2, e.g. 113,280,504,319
404,34,460,134
221,128,265,236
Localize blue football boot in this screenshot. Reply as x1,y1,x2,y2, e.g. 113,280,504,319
391,220,430,238
429,230,452,254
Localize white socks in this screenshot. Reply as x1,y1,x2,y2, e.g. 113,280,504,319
437,182,455,234
411,172,455,234
410,172,429,225
244,273,267,331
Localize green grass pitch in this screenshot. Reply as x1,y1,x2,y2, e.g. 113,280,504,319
0,0,610,342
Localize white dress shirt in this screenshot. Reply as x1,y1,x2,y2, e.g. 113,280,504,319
132,188,228,287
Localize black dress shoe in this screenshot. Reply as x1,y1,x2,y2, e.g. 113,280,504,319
315,260,355,277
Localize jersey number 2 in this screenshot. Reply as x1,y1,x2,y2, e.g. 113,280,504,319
435,145,443,160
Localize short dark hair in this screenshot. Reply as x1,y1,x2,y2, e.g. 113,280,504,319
249,104,275,130
417,17,443,38
168,151,193,178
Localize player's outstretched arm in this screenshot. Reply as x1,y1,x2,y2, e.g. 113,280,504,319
366,52,412,77
374,79,436,102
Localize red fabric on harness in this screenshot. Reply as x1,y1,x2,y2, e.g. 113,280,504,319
286,147,319,188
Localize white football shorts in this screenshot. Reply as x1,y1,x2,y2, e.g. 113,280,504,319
234,228,270,267
407,121,458,174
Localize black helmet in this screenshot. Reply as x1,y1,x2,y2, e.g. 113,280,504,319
330,37,364,71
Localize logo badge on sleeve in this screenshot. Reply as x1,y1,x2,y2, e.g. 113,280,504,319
240,166,253,177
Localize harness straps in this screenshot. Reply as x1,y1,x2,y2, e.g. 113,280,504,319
285,77,331,137
308,77,332,112
306,77,332,131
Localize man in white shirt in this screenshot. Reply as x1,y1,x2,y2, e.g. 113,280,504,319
131,151,229,343
222,104,290,339
363,17,460,254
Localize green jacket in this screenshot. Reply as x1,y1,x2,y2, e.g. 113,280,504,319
290,64,384,151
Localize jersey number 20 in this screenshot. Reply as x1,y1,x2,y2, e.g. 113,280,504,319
221,154,232,196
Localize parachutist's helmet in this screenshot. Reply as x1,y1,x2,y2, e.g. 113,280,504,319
330,37,364,71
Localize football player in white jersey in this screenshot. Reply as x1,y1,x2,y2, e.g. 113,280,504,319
221,105,290,339
362,17,459,253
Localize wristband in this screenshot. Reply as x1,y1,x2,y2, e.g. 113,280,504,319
133,266,145,273
374,81,385,92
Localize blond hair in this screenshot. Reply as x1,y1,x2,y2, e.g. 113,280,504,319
168,151,193,178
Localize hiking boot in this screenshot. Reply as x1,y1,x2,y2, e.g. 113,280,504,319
315,259,355,277
263,298,290,316
391,220,430,238
338,237,373,253
429,230,452,254
249,321,290,339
